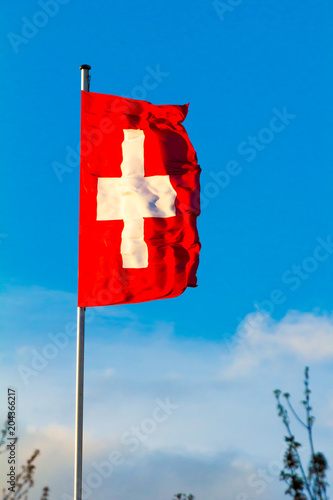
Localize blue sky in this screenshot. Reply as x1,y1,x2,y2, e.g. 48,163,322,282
1,1,333,499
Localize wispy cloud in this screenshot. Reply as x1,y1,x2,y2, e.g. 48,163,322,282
1,285,333,499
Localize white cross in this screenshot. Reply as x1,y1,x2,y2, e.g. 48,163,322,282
96,129,177,268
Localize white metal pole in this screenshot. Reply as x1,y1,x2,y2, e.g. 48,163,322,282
74,306,85,500
74,64,91,500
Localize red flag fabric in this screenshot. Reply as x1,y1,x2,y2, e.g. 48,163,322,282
78,91,200,307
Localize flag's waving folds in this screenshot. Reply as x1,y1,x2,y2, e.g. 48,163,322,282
78,91,200,306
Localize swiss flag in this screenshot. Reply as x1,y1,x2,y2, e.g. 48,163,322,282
78,91,200,307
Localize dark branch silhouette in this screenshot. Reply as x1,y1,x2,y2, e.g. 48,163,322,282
1,421,49,500
173,495,195,500
274,367,329,500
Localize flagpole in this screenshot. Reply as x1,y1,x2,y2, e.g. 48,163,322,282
74,64,91,500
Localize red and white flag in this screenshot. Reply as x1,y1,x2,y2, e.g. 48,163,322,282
78,91,200,306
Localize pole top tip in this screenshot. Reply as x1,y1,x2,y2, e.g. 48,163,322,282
80,64,91,70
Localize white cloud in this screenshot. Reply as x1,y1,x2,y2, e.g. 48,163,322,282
220,310,333,381
1,286,333,499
